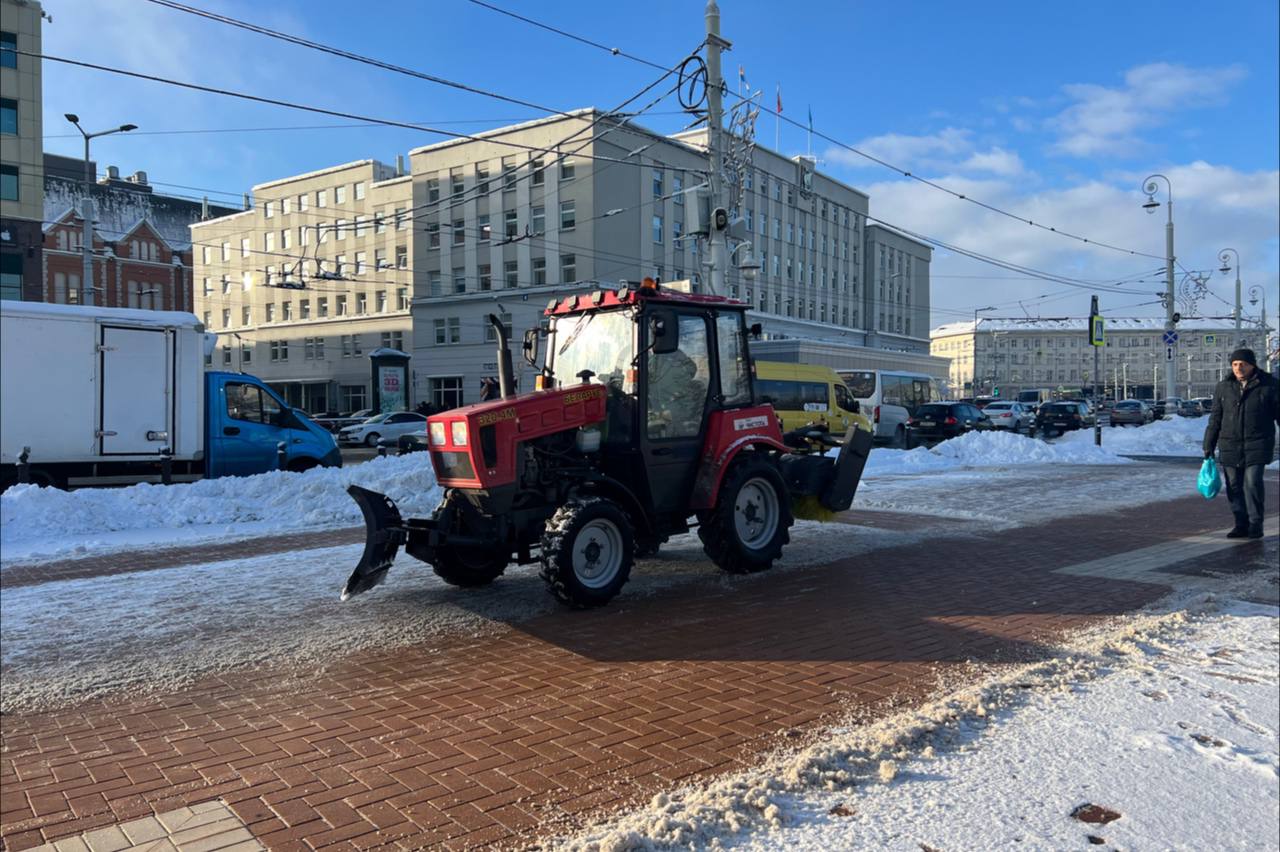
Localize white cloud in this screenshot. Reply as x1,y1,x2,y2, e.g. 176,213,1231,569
1049,63,1247,157
958,148,1024,177
823,131,1023,178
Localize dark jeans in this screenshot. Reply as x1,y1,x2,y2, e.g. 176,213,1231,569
1222,464,1267,527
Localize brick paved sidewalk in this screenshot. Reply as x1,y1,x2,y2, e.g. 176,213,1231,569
1,491,1272,851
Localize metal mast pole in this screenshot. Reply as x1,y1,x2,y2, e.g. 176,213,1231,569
705,0,729,297
81,134,95,307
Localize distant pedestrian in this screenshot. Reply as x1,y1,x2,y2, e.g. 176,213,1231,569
1203,348,1280,539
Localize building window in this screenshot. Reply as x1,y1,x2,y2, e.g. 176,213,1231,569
502,157,517,190
530,156,545,186
395,245,407,268
354,216,367,238
560,200,576,230
316,189,327,208
560,160,575,181
265,303,275,322
560,253,576,283
397,287,409,310
355,292,367,314
281,229,291,250
484,312,513,343
531,206,545,234
652,215,663,244
673,172,684,203
354,181,365,201
283,301,294,321
374,248,386,270
375,290,387,313
476,163,490,194
318,297,328,317
381,331,404,350
426,223,440,249
430,377,464,410
478,264,492,291
241,306,251,325
0,98,16,135
427,176,440,202
221,241,231,261
264,200,274,218
429,272,442,296
478,214,491,243
453,267,466,294
532,257,546,286
395,207,408,231
652,168,663,198
449,168,464,197
340,385,367,412
504,210,518,238
433,318,461,345
270,340,288,362
355,251,367,274
337,294,348,315
504,261,519,288
0,31,19,70
452,219,465,246
299,300,310,320
221,275,231,295
265,232,275,253
335,185,347,205
221,308,231,328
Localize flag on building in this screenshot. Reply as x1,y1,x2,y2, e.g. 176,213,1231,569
776,84,783,114
739,65,747,90
807,105,813,134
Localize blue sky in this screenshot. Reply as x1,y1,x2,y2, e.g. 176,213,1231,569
40,0,1279,330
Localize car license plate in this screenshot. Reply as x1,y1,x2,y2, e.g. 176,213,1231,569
920,420,934,426
1055,421,1067,426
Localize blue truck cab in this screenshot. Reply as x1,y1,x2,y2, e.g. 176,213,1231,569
206,372,342,477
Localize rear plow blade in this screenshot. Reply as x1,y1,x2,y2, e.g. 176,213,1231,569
342,485,407,600
820,427,874,513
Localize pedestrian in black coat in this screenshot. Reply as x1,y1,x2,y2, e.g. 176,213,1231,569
1203,348,1280,538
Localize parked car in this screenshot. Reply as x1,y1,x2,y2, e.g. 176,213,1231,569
907,402,990,443
1177,399,1204,417
1035,401,1094,437
1191,397,1214,414
338,411,427,446
974,396,1000,410
1154,397,1183,419
1109,399,1154,426
980,401,1034,433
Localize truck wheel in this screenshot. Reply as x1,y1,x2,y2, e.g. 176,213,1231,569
698,455,793,574
540,497,634,608
432,544,508,587
364,432,382,447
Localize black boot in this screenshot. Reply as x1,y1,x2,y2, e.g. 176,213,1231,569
1247,522,1264,539
1227,521,1249,538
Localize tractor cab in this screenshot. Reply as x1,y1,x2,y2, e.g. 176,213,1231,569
343,279,873,609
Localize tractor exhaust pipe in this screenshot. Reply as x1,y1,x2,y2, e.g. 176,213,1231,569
488,313,515,399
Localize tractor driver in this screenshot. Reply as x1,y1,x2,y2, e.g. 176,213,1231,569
647,346,707,438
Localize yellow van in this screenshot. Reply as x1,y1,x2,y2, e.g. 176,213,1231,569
753,361,872,436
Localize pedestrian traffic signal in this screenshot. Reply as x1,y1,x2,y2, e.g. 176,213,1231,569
993,387,1000,397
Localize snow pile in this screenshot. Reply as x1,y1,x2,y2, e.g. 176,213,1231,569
559,574,1279,851
1,453,442,562
1056,415,1211,457
864,429,1126,477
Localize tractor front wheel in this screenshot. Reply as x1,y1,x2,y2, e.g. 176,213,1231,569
540,498,634,608
699,455,793,574
432,544,508,587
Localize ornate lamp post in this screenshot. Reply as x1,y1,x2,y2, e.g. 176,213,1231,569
1218,248,1242,346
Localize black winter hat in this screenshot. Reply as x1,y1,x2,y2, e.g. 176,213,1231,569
1228,347,1257,366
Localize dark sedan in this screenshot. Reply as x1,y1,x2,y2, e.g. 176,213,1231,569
907,402,990,444
1109,400,1155,426
1035,401,1094,437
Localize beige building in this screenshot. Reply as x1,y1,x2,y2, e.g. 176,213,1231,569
0,0,44,300
191,159,414,413
931,317,1245,400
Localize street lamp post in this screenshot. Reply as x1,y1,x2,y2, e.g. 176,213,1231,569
64,114,137,307
1141,175,1176,401
1247,285,1270,371
1218,248,1242,346
973,306,996,394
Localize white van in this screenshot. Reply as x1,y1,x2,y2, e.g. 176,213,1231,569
838,369,940,446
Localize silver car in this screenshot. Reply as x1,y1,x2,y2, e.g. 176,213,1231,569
1109,399,1154,426
981,401,1033,433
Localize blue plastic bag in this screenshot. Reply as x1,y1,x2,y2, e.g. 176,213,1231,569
1197,457,1221,500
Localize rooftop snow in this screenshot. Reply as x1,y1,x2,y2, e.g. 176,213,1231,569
44,178,238,251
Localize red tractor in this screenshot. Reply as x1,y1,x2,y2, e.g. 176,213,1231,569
343,280,873,608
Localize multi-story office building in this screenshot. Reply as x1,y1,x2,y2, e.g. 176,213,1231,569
931,317,1246,400
409,110,934,409
0,0,44,301
191,159,414,413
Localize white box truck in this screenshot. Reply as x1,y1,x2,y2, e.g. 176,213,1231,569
1,302,340,489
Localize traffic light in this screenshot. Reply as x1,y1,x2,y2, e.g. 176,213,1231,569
993,387,1000,397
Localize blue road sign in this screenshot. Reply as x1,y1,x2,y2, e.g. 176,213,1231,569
1162,330,1179,346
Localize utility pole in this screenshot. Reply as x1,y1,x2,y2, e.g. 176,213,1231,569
1142,176,1176,402
704,0,730,297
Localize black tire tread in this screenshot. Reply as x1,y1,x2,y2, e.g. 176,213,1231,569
540,497,634,608
698,455,793,575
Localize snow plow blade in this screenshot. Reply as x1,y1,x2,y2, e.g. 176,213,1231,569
820,426,873,513
342,485,408,600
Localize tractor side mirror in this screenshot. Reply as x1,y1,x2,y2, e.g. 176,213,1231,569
522,327,540,368
749,322,763,339
650,312,678,355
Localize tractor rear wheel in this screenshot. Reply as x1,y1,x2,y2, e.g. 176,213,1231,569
540,497,634,608
698,455,793,574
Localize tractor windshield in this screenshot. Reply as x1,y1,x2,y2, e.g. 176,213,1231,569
551,309,635,391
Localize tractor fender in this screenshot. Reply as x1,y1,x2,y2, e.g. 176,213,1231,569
689,434,789,511
572,473,656,541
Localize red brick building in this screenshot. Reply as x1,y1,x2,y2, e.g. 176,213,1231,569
39,154,239,311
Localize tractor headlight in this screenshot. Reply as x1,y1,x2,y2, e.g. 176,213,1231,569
450,421,469,446
429,422,447,446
